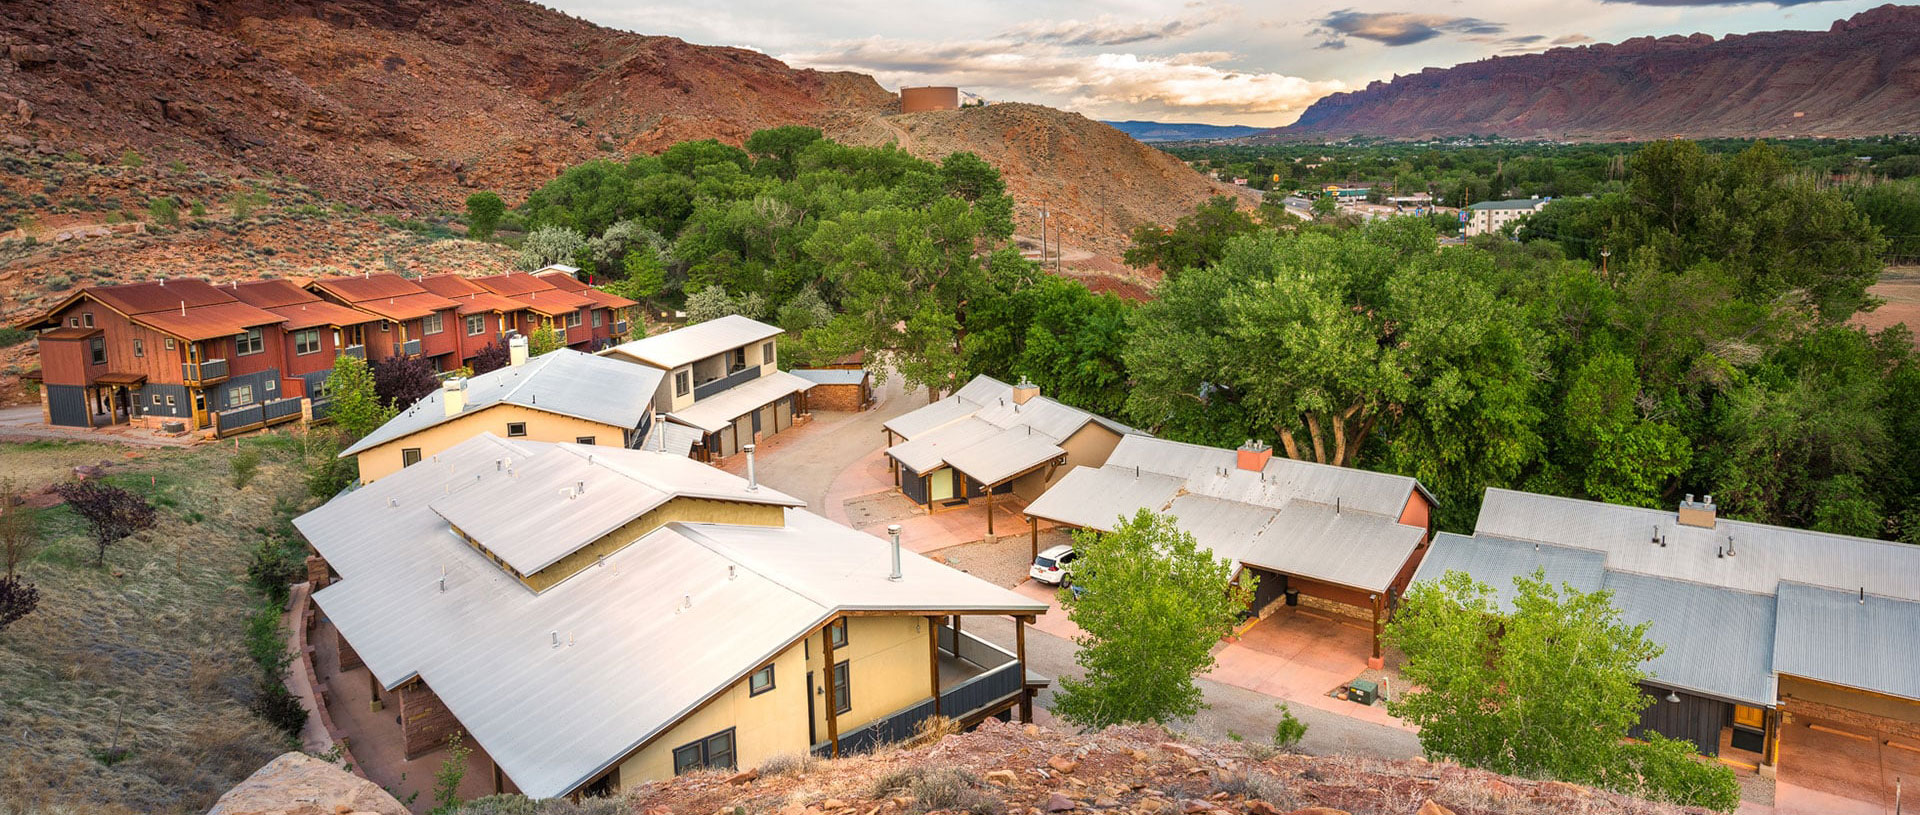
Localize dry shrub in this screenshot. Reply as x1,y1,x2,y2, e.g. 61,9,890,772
758,752,819,777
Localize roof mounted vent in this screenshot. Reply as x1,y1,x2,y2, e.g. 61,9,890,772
1678,494,1716,529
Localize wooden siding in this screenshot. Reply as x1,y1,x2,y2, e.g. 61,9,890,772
1632,684,1729,755
37,337,94,385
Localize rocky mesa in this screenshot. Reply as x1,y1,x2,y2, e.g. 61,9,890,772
1271,4,1920,142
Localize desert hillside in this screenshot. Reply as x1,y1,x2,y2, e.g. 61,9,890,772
1271,4,1920,141
0,0,1228,256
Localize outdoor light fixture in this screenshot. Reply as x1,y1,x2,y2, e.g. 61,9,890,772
1666,691,1681,703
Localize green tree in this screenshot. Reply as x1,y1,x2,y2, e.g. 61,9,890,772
516,225,587,271
527,324,564,356
1053,509,1252,728
1122,195,1262,274
1388,570,1739,811
1310,196,1337,219
147,197,178,226
430,731,473,814
325,354,394,441
746,125,824,181
605,248,667,305
464,191,506,240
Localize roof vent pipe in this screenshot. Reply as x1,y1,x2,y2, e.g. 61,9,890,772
888,524,903,581
1860,587,1866,605
1726,535,1735,557
744,444,758,491
551,631,560,648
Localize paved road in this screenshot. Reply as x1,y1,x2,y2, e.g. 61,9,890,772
959,613,1423,761
747,374,921,508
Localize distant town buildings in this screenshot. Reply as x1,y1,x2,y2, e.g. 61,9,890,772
1464,197,1549,236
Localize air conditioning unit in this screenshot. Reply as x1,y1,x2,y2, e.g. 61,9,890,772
1346,679,1380,706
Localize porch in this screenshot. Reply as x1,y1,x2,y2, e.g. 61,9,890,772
812,619,1044,757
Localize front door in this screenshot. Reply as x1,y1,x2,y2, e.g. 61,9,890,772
191,388,209,429
929,468,956,502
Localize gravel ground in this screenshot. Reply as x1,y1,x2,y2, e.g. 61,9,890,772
925,528,1075,588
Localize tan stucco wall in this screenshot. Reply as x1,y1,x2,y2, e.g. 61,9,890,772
514,498,786,592
613,613,934,791
354,403,625,483
1012,424,1123,502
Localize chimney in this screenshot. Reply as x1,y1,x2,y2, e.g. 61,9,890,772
744,444,758,491
1236,439,1272,472
1677,494,1717,529
888,524,903,581
442,378,467,417
508,334,530,366
1011,377,1040,406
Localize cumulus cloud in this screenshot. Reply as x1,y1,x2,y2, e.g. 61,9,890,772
1315,10,1507,48
782,38,1343,123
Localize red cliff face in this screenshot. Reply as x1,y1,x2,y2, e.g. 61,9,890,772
1274,5,1920,141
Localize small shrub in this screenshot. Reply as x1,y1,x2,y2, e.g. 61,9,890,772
246,539,305,606
872,767,1000,815
1210,770,1286,803
148,197,178,225
1272,704,1307,750
250,678,307,738
431,731,474,813
190,200,207,217
120,150,143,168
0,575,39,634
44,273,72,291
231,191,268,219
0,327,28,348
231,448,261,489
448,795,625,815
167,159,188,173
757,752,817,777
51,480,156,566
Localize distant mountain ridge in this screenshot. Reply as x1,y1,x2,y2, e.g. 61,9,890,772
1268,4,1920,141
1101,121,1267,142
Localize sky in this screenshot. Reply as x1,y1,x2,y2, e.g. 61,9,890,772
547,0,1889,127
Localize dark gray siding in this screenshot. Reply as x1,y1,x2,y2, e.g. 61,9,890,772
136,383,191,419
215,369,282,410
299,369,331,399
45,385,89,427
1631,684,1728,755
901,465,930,505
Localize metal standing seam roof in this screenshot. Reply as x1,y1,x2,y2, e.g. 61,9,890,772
791,368,871,386
230,281,382,331
340,349,665,457
1020,467,1185,531
535,271,640,309
415,276,534,316
605,315,784,370
299,434,1045,800
882,375,1143,484
429,444,803,577
1472,488,1920,601
1467,198,1550,211
665,370,816,434
133,300,288,340
1237,500,1426,594
1411,532,1608,607
1103,435,1430,518
641,421,704,458
1773,582,1920,703
1602,571,1778,707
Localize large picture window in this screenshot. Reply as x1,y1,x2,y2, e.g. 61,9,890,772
466,314,486,336
235,328,264,356
294,328,322,355
671,729,736,775
423,312,444,335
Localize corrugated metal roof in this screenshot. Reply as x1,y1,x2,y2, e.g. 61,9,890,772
228,279,320,309
605,315,783,370
1474,488,1920,601
882,375,1142,483
889,418,1008,474
342,350,663,456
1105,436,1425,518
417,276,532,316
1239,501,1425,593
1020,466,1184,532
1467,198,1549,211
883,398,980,439
430,444,801,576
791,369,870,386
535,271,639,309
641,421,703,458
300,434,1044,799
940,429,1067,486
135,300,287,340
665,370,814,434
88,278,237,313
310,274,461,321
37,327,102,340
230,280,380,330
1604,572,1777,707
1411,532,1607,607
1163,494,1278,568
1774,582,1920,702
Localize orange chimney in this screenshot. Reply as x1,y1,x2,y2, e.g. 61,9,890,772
1236,439,1272,472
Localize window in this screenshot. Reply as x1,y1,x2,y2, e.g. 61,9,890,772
228,384,254,407
235,328,264,356
133,339,144,358
749,664,776,696
827,618,848,649
466,314,486,336
423,312,444,335
762,341,774,365
401,448,423,467
381,322,390,333
592,309,603,328
831,660,851,714
575,436,596,445
674,370,691,398
165,337,176,351
730,347,747,370
671,729,736,775
294,328,322,355
67,317,79,328
264,379,276,393
507,422,527,437
88,337,106,365
150,394,161,406
165,395,176,407
566,310,583,328
83,312,94,328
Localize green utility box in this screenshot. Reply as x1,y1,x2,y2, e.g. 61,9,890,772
1347,679,1380,705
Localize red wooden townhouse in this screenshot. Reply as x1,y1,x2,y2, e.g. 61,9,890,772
15,278,307,435
470,271,629,351
227,279,386,405
305,273,464,371
414,274,529,367
532,265,638,345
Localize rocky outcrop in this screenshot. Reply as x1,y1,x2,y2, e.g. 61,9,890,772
206,752,407,815
1272,4,1920,141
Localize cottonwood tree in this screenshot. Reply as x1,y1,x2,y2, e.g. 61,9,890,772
464,191,505,241
1122,195,1261,275
1387,570,1740,812
325,355,394,441
1053,509,1252,728
51,481,157,567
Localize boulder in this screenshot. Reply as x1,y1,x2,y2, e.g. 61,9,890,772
1416,802,1456,815
206,752,406,815
1048,756,1080,774
1046,793,1077,812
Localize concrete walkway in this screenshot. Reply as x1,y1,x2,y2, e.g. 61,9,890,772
0,404,199,448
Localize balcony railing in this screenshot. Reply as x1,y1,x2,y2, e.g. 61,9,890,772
692,365,760,401
182,358,229,385
340,344,365,360
310,397,334,423
613,320,629,337
212,396,305,438
402,339,422,357
812,627,1027,757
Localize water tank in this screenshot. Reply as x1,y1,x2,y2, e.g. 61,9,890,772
900,86,960,113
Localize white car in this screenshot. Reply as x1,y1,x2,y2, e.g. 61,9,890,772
1029,544,1078,586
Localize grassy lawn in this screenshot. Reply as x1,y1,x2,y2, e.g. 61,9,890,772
0,431,326,813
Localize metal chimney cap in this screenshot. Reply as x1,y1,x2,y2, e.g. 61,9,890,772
887,524,902,535
743,444,756,453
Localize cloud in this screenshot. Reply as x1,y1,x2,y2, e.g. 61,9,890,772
1002,9,1223,47
1552,33,1595,45
1596,0,1828,5
1315,10,1507,48
781,38,1344,122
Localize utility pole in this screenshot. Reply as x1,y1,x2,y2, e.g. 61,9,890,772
1038,202,1049,270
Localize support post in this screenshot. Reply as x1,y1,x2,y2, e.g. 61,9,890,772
368,670,383,712
928,616,942,719
1368,593,1384,670
1016,615,1032,723
1762,708,1779,768
822,618,841,758
986,486,995,535
1030,516,1039,561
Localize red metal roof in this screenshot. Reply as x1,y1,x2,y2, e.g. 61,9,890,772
137,300,288,341
21,278,287,340
309,274,460,320
531,270,639,309
88,278,239,315
37,327,103,341
228,279,380,328
228,279,321,309
470,273,596,316
416,275,531,316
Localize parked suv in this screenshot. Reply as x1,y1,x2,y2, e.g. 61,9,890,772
1029,544,1078,586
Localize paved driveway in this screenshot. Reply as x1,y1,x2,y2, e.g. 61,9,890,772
1775,716,1917,814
